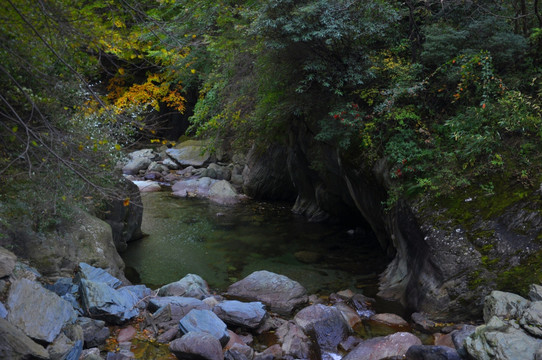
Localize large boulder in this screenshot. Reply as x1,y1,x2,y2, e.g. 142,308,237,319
213,300,267,329
172,177,217,198
0,246,16,278
122,149,155,175
465,316,542,360
157,274,211,299
342,332,422,360
520,301,542,337
0,317,50,359
166,140,211,167
169,332,223,360
226,270,308,315
483,290,530,323
294,304,349,351
78,279,139,324
7,279,77,343
178,309,230,346
209,180,240,205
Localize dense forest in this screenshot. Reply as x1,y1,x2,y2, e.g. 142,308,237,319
1,0,541,227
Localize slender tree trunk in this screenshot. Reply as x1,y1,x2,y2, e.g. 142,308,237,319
521,0,528,36
535,0,542,28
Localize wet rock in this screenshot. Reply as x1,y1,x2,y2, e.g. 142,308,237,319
294,304,349,351
148,296,210,317
227,270,308,315
483,290,530,323
179,309,230,346
0,317,50,359
405,345,461,360
77,263,123,289
0,301,7,319
520,301,542,337
335,302,362,329
0,246,17,278
117,326,137,343
79,279,139,324
450,324,476,358
411,312,440,333
465,316,542,360
166,140,211,167
529,284,542,301
47,334,83,360
276,321,312,359
158,274,211,299
209,180,240,205
77,317,110,348
348,293,375,318
7,278,77,343
370,313,409,328
169,331,223,360
342,332,422,360
132,180,161,192
213,300,267,329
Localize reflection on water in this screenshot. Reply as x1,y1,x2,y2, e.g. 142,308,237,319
121,192,389,296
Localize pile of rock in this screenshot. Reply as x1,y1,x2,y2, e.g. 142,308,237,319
120,140,247,205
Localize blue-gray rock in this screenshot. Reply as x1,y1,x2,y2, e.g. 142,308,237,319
520,301,542,337
294,304,349,351
169,331,223,360
0,317,49,359
179,309,230,346
47,334,83,360
77,317,110,348
148,296,210,315
465,316,542,360
483,290,530,323
7,279,77,343
44,278,82,314
405,345,461,360
213,300,267,329
0,301,7,319
226,270,308,315
79,279,139,324
77,263,122,289
123,284,153,309
342,332,422,360
450,324,476,358
157,274,210,299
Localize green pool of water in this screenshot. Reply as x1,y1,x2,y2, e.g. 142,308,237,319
121,192,389,296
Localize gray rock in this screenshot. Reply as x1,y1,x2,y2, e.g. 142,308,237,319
169,331,223,360
0,246,17,278
0,317,50,359
450,324,476,358
335,302,362,329
80,348,102,360
77,263,123,290
123,157,152,175
276,321,312,359
162,158,180,170
370,313,409,327
172,177,217,198
157,274,211,299
123,284,153,304
47,334,83,360
157,327,180,343
148,296,210,316
520,301,542,337
77,317,110,348
342,332,422,360
0,301,7,319
166,140,211,167
209,180,240,205
207,163,231,181
213,300,267,329
226,270,308,315
255,344,282,360
529,284,542,301
483,290,530,322
294,304,349,351
465,316,542,360
405,345,461,360
179,309,230,346
7,279,77,343
79,279,139,324
148,161,168,173
132,180,162,192
9,262,41,281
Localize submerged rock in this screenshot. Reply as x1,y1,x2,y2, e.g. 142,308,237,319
7,278,77,343
227,270,308,315
178,309,230,346
158,274,211,299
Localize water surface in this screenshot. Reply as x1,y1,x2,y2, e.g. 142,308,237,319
122,192,389,296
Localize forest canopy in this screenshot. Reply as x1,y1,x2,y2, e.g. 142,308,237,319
0,0,541,225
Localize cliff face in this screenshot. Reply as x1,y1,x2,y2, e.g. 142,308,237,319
248,121,542,320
